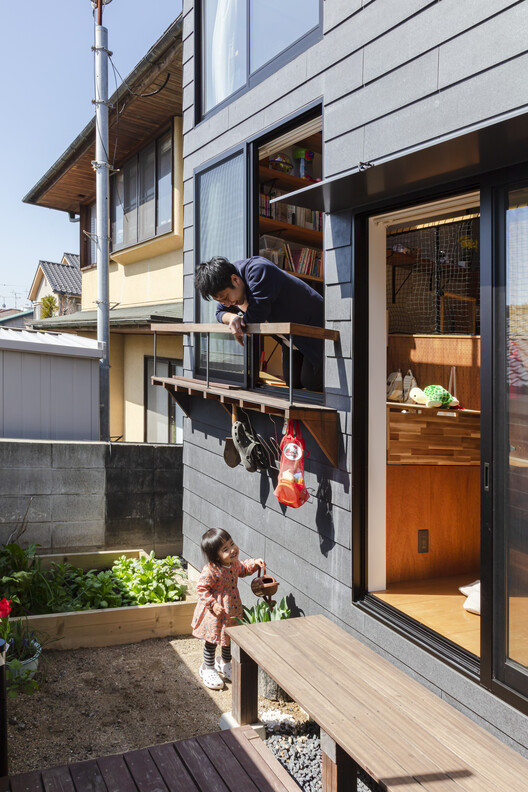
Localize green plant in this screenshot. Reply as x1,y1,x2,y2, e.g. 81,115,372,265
236,596,291,624
63,567,134,610
0,544,53,616
1,600,43,697
40,294,58,319
112,552,187,604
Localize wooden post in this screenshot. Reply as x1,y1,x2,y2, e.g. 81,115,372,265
321,729,358,792
231,642,258,726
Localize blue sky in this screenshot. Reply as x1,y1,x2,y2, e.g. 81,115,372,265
0,1,182,310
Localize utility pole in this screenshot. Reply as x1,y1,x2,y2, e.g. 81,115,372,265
92,0,112,440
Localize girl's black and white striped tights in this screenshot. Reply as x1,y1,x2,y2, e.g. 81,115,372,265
204,641,231,668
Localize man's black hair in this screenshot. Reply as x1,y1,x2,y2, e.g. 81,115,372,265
195,256,237,300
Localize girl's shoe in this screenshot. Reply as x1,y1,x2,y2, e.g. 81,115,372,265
199,663,224,690
215,658,232,681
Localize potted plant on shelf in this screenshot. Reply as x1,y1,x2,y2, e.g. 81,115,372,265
0,597,41,697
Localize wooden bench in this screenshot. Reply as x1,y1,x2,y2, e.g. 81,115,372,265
0,726,299,792
227,614,528,792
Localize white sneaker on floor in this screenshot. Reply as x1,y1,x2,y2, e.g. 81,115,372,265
199,663,224,690
215,658,232,681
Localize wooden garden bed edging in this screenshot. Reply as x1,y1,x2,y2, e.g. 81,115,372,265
13,549,196,650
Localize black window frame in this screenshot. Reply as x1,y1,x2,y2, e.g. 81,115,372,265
111,125,174,253
193,104,325,399
351,170,528,717
193,144,249,385
195,0,323,124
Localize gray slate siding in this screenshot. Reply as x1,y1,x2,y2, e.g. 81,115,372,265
181,0,528,753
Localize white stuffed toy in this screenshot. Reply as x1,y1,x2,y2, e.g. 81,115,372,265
409,385,459,409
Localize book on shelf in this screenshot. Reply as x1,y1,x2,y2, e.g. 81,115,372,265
259,187,323,231
283,243,322,279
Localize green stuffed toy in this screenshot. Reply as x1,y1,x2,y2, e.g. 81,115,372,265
409,385,459,408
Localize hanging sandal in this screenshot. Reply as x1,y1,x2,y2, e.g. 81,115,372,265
199,663,224,690
232,421,258,472
214,658,232,681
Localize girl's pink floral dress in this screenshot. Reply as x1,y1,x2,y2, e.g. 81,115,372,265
191,559,260,646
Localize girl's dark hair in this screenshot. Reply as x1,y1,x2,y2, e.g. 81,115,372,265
195,257,236,300
201,527,232,565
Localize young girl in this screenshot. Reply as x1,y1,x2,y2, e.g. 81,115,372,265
191,528,264,690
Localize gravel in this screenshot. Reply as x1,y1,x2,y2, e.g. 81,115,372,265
261,709,383,792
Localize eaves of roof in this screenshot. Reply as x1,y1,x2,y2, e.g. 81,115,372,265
23,14,183,212
30,301,183,332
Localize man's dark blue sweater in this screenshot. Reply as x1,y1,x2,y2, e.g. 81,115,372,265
215,256,324,369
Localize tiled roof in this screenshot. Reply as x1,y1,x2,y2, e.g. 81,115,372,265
63,253,80,269
39,256,81,297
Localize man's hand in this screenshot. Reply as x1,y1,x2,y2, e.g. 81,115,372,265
227,313,246,346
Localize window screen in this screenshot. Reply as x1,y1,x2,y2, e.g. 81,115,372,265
197,151,246,377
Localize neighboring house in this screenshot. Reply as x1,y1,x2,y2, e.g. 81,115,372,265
24,17,184,444
0,309,34,329
171,0,528,754
0,327,102,440
29,253,82,320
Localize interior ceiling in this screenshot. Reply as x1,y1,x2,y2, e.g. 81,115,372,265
31,40,183,215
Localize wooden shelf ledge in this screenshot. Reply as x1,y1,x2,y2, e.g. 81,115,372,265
152,375,339,467
151,322,339,342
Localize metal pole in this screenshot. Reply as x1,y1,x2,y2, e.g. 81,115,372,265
0,638,8,777
288,335,293,405
93,18,111,441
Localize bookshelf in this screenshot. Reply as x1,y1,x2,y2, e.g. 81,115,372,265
259,216,323,249
259,165,317,194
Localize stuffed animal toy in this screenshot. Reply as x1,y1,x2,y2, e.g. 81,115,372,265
409,385,459,408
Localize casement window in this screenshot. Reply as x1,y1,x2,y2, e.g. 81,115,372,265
111,130,172,251
200,0,322,117
195,148,247,380
145,357,183,444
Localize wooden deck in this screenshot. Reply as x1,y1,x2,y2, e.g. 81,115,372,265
1,726,300,792
227,614,528,792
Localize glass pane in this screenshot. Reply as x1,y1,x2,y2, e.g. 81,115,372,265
146,359,169,443
198,152,245,375
250,0,319,73
111,171,124,249
157,133,172,233
138,143,156,241
505,186,528,669
203,0,247,113
123,159,138,247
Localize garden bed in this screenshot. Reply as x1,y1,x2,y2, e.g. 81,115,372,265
11,549,196,650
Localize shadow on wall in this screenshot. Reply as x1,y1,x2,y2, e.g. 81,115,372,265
315,477,335,557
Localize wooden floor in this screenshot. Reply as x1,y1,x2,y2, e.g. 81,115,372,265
373,573,481,656
1,726,300,792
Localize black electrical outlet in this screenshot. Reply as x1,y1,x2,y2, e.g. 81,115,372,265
418,529,429,553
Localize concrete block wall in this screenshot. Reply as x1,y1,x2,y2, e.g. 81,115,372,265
0,440,182,556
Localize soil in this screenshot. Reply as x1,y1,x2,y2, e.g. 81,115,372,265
6,635,307,775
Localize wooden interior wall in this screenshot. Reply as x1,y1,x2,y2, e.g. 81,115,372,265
388,334,480,410
386,466,480,583
387,409,480,465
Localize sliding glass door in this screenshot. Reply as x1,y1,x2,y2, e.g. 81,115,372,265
492,182,528,702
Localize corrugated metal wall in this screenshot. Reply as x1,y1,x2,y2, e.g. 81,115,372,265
0,350,99,440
